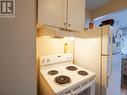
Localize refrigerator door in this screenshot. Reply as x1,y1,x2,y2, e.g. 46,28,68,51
101,53,121,95
107,53,121,95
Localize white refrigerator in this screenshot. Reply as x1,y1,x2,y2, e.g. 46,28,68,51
74,25,122,95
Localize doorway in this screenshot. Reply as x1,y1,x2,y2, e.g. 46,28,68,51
121,33,127,95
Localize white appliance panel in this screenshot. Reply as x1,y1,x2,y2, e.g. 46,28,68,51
107,53,121,95
40,53,73,66
74,37,101,95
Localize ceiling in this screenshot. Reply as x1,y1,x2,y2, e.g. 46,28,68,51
86,0,127,30
86,0,111,10
112,10,127,29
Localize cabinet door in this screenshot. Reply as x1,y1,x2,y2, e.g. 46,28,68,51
68,0,85,32
38,0,66,28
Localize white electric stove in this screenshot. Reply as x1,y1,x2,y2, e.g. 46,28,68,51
40,54,96,95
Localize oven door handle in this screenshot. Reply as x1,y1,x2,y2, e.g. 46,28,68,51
71,79,96,95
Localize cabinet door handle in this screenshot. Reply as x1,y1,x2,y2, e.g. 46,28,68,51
68,24,71,26
64,22,67,26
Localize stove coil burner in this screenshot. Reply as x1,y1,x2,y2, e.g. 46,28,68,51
78,70,88,76
55,75,71,85
48,70,58,75
66,66,78,71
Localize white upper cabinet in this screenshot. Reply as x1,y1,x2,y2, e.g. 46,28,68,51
68,0,85,32
38,0,85,32
38,0,66,28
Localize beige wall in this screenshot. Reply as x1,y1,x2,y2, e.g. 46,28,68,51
37,36,74,56
91,0,127,19
0,0,37,95
85,8,92,21
37,28,74,58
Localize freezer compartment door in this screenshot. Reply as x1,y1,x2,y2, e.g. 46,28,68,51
110,26,122,53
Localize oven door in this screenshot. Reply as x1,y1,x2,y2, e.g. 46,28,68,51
70,79,96,95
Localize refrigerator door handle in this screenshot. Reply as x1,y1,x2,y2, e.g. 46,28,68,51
101,53,112,77
112,52,121,55
106,51,115,87
108,55,112,77
101,54,111,56
107,76,109,87
102,54,112,87
101,52,120,56
108,30,113,78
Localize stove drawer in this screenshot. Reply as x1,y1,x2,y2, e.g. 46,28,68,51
61,79,96,95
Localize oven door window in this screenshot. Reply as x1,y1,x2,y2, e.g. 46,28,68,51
77,87,90,95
